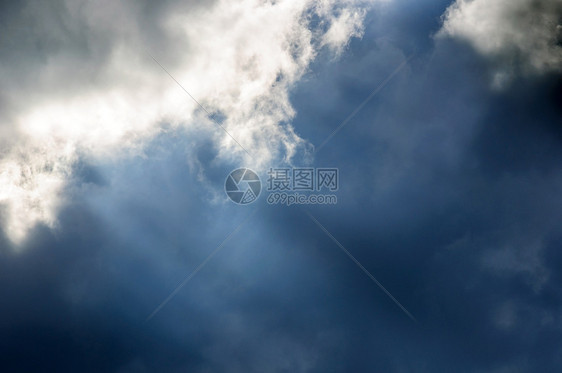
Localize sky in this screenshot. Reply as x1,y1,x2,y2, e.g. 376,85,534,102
0,0,561,372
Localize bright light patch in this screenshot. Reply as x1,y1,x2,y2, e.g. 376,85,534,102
0,0,384,244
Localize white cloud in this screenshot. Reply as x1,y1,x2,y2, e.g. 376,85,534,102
0,0,381,244
438,0,562,86
315,0,369,56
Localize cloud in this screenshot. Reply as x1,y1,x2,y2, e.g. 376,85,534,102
1,1,562,371
318,4,367,56
0,0,380,244
437,0,562,87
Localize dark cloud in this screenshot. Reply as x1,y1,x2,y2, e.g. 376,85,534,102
1,0,561,372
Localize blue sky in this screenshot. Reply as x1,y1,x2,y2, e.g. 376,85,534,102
1,0,561,372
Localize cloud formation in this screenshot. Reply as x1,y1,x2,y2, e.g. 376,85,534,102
438,0,562,86
0,0,377,244
1,1,561,371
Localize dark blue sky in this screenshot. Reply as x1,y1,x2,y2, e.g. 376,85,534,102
1,0,561,372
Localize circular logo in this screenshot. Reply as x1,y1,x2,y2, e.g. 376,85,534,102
225,168,261,205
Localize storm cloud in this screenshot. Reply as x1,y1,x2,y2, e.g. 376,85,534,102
0,0,561,372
